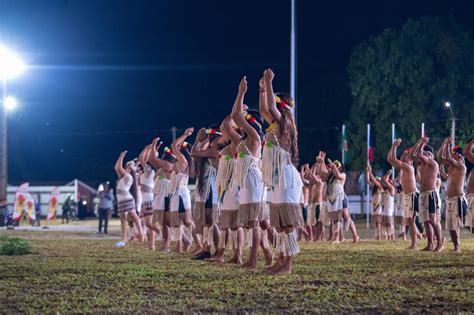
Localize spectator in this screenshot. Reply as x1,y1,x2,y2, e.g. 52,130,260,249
62,195,74,224
98,183,114,234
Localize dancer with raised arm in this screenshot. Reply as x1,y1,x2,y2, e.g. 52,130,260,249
138,144,158,250
114,151,144,247
387,139,419,249
381,170,395,240
463,140,474,232
308,163,325,241
191,126,222,260
394,174,406,240
413,137,444,252
440,137,467,253
260,69,303,274
366,165,383,240
169,128,195,253
231,76,272,269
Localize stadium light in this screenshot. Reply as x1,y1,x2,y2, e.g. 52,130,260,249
4,96,18,111
0,45,26,80
443,101,455,147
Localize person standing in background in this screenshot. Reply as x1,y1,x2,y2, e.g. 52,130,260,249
98,183,115,234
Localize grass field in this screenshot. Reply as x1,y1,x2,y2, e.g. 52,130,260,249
1,222,474,313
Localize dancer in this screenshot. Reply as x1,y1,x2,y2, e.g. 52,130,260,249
308,163,325,241
381,170,395,240
191,127,221,260
149,139,174,252
439,137,467,253
298,164,312,241
387,139,419,250
114,151,144,247
169,129,197,253
231,76,271,269
139,145,157,249
260,69,303,274
366,165,383,240
413,137,444,252
394,174,406,240
210,116,242,264
463,140,474,232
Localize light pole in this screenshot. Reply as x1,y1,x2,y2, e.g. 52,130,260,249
0,44,26,206
444,102,455,147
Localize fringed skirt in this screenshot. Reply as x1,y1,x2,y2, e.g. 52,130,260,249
193,201,219,234
117,198,135,214
269,202,304,229
237,202,262,228
219,209,239,230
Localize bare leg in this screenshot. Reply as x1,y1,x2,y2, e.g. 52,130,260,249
145,216,158,250
271,228,299,275
128,210,144,241
332,221,340,244
242,221,260,269
449,229,461,253
327,222,333,241
160,225,171,252
260,228,274,265
421,221,434,251
119,212,127,242
342,209,359,243
407,218,417,250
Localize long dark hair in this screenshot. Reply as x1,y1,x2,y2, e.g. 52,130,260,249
275,93,299,166
181,143,194,178
244,109,264,140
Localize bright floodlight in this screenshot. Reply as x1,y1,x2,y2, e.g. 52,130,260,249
445,102,451,108
4,96,18,111
0,45,26,80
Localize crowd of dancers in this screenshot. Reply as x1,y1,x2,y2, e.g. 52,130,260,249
112,69,474,275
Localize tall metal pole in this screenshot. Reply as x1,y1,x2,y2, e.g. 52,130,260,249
171,126,177,142
421,122,425,138
451,118,456,147
0,79,8,204
290,0,297,125
391,123,395,181
341,124,345,163
366,124,370,229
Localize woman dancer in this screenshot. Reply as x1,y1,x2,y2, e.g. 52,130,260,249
394,174,406,240
260,69,303,274
169,129,197,253
381,170,395,240
231,76,272,269
114,151,144,247
191,127,222,260
367,165,383,240
149,139,175,252
138,145,157,249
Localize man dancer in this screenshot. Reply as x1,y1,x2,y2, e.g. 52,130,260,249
413,137,444,252
387,139,418,249
439,137,467,253
463,140,474,233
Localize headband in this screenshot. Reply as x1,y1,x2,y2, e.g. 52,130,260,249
206,128,222,136
274,95,294,110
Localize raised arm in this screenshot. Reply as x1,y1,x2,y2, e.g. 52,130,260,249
464,139,474,164
221,114,242,146
231,76,260,155
440,164,448,180
316,151,329,180
138,145,151,169
366,165,383,190
382,170,395,195
258,77,273,124
171,128,194,172
114,151,128,177
437,137,448,165
192,128,220,159
387,139,403,169
328,159,345,181
263,69,282,122
149,138,173,172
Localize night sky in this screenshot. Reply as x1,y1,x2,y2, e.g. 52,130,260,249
2,0,474,186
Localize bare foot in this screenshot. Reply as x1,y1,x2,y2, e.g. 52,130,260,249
191,245,203,255
421,245,434,252
160,247,170,253
416,233,423,240
264,252,274,266
331,240,340,245
407,245,417,250
453,248,461,254
270,265,291,275
353,235,360,244
241,261,256,269
226,257,242,265
210,256,225,264
435,238,445,253
183,240,192,253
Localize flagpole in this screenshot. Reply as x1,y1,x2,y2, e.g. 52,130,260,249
341,124,345,163
421,122,425,138
290,0,297,125
366,123,370,229
391,123,395,181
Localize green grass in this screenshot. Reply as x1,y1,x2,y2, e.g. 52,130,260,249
0,227,474,313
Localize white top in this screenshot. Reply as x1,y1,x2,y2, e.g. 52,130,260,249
140,165,155,202
116,173,133,201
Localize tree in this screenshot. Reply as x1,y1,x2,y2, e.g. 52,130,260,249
347,16,474,169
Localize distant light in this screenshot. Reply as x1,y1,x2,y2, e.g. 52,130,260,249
83,201,87,205
444,102,451,108
0,44,26,80
4,96,18,111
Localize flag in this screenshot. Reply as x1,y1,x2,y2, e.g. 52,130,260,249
25,194,36,221
48,187,60,221
13,183,29,221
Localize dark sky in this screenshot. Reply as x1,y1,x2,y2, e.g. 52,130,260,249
2,0,474,186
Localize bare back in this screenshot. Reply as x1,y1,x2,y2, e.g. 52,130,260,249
400,162,416,194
